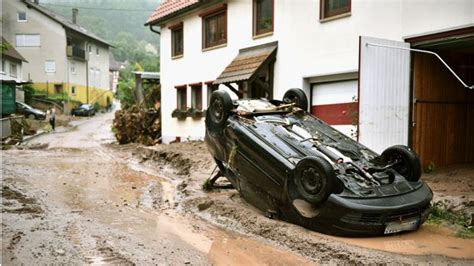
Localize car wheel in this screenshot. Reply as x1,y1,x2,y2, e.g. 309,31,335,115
206,90,233,130
294,156,335,205
381,145,421,182
28,114,35,119
283,88,308,111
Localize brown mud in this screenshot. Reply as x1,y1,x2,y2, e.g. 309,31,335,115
138,141,474,264
3,109,473,264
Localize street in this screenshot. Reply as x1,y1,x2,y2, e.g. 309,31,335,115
1,110,473,265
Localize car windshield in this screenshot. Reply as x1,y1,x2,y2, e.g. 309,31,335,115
18,102,33,109
80,104,91,109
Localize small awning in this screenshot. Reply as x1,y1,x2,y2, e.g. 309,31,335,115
214,41,278,85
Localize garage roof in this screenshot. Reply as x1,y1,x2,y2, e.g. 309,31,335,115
214,41,278,85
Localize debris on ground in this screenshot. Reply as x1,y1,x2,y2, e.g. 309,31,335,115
112,105,161,146
1,117,32,146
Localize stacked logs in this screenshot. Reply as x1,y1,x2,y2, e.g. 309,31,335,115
112,105,161,146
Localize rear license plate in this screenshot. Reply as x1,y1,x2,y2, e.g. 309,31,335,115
384,217,419,234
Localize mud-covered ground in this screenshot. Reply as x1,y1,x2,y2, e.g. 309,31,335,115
138,142,474,264
2,109,473,264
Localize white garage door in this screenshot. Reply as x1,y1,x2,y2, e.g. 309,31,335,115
311,79,358,139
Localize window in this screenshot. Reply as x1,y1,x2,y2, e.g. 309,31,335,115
10,63,18,78
96,69,101,87
171,24,183,57
45,60,56,73
202,6,227,49
96,47,100,55
320,0,351,20
17,12,27,22
253,0,273,36
71,62,76,75
191,84,203,110
88,45,92,53
71,86,76,95
176,86,187,110
16,34,41,47
1,60,5,73
90,67,101,87
54,84,63,94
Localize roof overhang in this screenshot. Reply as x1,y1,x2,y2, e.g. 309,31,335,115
145,0,202,26
214,41,278,85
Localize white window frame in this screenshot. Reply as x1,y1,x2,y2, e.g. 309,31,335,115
71,62,76,75
17,11,27,22
16,34,41,47
1,59,5,74
45,60,56,73
10,63,18,78
96,68,101,87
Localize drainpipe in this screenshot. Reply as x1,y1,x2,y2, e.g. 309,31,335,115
149,25,161,35
86,46,89,104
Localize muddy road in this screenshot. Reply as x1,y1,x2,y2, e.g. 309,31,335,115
2,110,473,264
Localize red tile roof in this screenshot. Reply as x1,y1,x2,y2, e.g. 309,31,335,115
146,0,199,25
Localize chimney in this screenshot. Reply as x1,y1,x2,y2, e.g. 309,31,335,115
72,8,78,24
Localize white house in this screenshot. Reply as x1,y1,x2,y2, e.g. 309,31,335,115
1,37,28,84
146,0,474,168
3,0,114,108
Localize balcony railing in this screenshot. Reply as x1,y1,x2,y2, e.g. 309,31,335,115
67,45,86,60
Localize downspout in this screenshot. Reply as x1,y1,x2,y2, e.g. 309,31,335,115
86,42,89,104
149,25,161,35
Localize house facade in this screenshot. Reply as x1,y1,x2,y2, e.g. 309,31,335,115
1,37,28,115
147,0,474,168
2,0,113,108
1,37,28,84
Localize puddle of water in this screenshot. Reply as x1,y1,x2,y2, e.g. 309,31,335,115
128,161,313,264
327,224,474,259
155,213,213,254
208,234,314,266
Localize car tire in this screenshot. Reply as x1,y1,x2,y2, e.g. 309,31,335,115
206,90,233,130
283,88,308,111
294,156,335,205
381,145,421,182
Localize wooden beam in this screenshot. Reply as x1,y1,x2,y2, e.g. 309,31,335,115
224,83,242,98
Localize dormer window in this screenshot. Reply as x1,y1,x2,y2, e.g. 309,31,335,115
17,12,27,22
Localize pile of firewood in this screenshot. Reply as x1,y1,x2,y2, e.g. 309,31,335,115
112,105,161,146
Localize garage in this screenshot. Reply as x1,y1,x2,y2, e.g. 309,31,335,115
310,73,358,139
407,26,474,168
358,27,474,169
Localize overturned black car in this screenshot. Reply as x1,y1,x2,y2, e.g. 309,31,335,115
204,88,432,237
